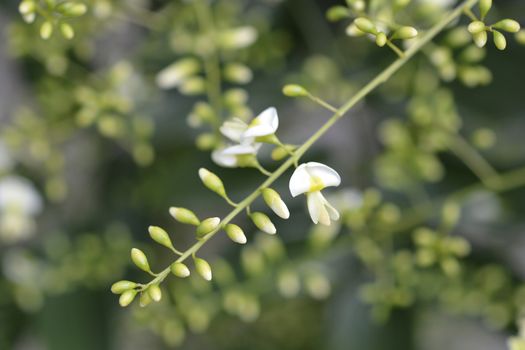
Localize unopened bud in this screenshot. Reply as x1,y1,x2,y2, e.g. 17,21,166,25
169,207,200,226
131,248,151,273
468,21,486,34
179,77,206,95
139,291,152,307
111,280,137,294
282,84,308,97
148,285,162,302
196,217,221,238
326,6,349,22
156,58,200,89
473,31,488,48
60,23,75,39
198,168,227,197
171,262,190,278
375,32,387,47
479,0,492,20
40,21,53,40
392,26,418,40
262,188,290,219
250,212,276,234
224,63,253,84
55,2,88,17
493,19,520,33
225,224,247,244
194,257,212,281
148,226,174,250
353,18,377,35
493,30,507,50
119,289,137,307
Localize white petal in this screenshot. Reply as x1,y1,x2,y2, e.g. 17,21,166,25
211,149,238,168
306,192,320,224
319,192,340,221
0,176,42,215
270,198,290,219
222,142,260,155
289,163,311,197
220,118,248,142
243,107,279,138
305,162,341,189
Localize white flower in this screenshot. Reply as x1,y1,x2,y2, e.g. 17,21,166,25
220,118,249,143
243,107,279,139
219,107,279,143
0,176,42,215
212,143,261,168
289,162,341,226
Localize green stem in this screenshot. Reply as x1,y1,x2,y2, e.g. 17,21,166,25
386,40,405,58
306,93,339,113
448,133,501,189
194,0,223,131
139,0,480,290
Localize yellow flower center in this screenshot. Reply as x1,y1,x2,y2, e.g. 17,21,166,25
249,118,261,127
309,176,325,192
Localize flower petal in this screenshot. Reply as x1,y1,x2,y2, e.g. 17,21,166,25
289,163,311,197
211,149,238,168
222,142,260,155
243,107,279,138
220,118,248,142
305,162,341,189
306,192,321,224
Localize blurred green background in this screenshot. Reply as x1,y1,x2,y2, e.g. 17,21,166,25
1,0,525,349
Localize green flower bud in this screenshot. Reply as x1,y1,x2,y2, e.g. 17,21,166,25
195,133,217,151
375,32,387,47
225,223,247,244
148,285,162,302
348,0,365,11
392,26,418,40
198,168,226,197
413,227,436,247
171,262,190,278
55,2,88,17
492,19,521,33
516,30,525,45
196,217,221,238
218,26,258,50
131,248,151,273
262,188,290,219
282,84,308,97
468,21,486,34
119,289,137,307
479,0,492,20
148,226,174,250
60,23,75,39
139,291,152,307
353,17,377,35
179,77,206,95
19,1,35,16
493,30,507,50
442,201,461,228
194,257,212,281
346,23,365,37
473,31,488,48
111,280,137,294
440,257,460,277
305,272,331,300
471,128,496,149
326,6,349,22
156,58,200,89
40,21,53,40
169,207,200,226
277,269,301,298
224,63,253,84
250,212,276,235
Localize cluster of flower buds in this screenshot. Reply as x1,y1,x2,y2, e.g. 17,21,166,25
467,0,521,50
326,1,418,56
19,0,87,40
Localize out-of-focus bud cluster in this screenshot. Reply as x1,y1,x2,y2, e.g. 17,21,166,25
18,0,87,40
3,224,131,312
74,62,155,166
